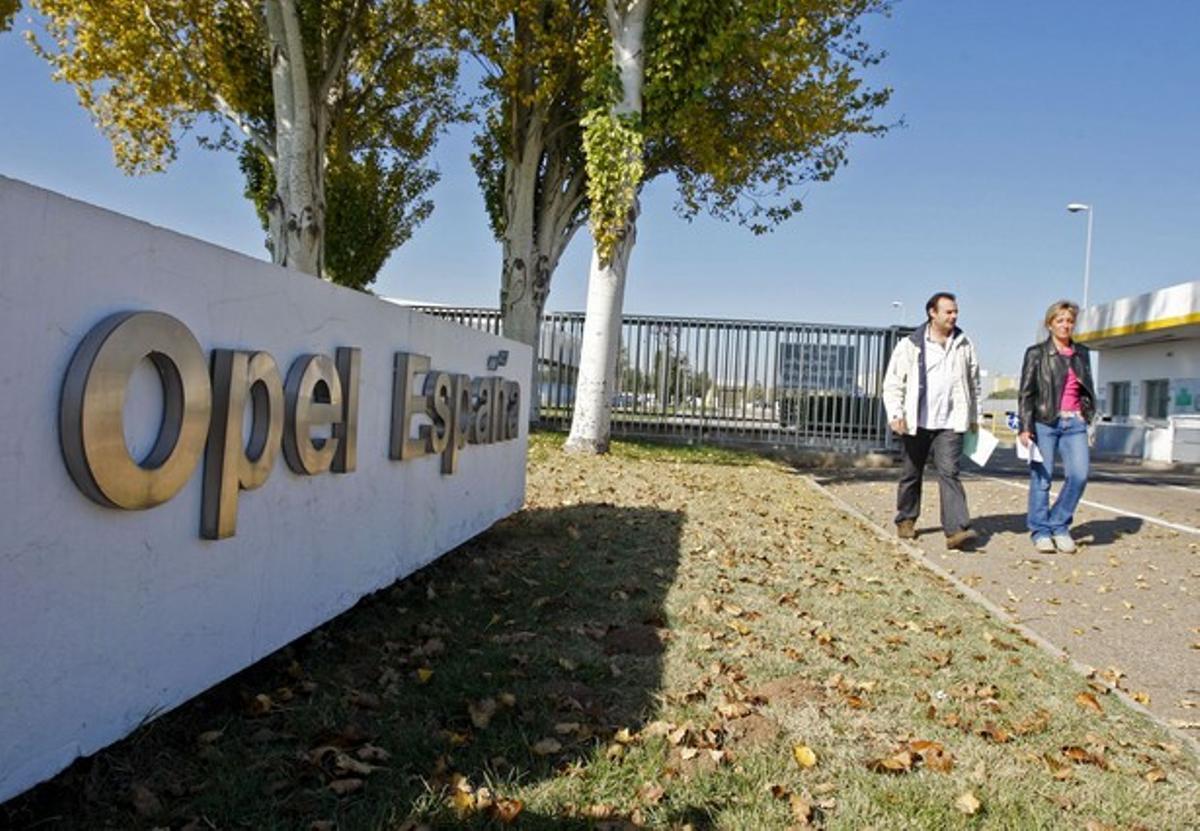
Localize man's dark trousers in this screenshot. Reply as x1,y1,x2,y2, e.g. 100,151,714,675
895,428,970,534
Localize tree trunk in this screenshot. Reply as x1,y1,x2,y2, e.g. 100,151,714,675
564,0,647,454
563,215,637,453
264,0,324,277
499,235,550,423
500,120,549,422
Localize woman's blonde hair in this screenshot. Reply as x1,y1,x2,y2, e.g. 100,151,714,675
1044,299,1079,329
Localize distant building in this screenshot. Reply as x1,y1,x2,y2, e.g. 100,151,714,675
777,341,858,392
980,370,1018,397
1075,279,1200,463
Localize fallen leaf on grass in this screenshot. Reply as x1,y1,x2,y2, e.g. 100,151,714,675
868,750,914,774
531,738,562,756
1145,767,1168,783
1011,709,1052,736
469,698,498,729
984,632,1017,651
349,690,381,710
246,693,274,716
1062,746,1108,769
792,744,818,768
638,783,665,804
790,793,813,823
416,668,434,684
717,699,754,719
976,722,1011,743
328,778,364,796
357,744,391,763
955,791,981,815
613,727,636,744
489,798,524,824
910,740,955,773
129,783,163,818
1075,691,1104,714
1042,753,1073,780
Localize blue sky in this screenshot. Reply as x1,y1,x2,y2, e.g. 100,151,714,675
2,1,1197,374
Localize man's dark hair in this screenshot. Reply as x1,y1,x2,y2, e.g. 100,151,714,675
925,292,957,318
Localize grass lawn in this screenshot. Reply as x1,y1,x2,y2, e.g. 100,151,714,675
4,433,1197,829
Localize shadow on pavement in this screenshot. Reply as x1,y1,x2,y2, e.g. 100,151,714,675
969,513,1143,548
1072,515,1144,545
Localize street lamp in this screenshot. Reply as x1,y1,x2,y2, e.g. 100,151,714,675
891,300,904,324
1066,203,1093,308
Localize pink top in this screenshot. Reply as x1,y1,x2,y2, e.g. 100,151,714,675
1057,345,1082,412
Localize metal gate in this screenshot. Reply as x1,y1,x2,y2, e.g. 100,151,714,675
415,307,906,452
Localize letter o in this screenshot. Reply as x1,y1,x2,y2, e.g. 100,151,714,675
60,311,212,509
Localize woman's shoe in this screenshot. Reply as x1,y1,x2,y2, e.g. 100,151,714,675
1052,533,1077,553
1033,536,1056,553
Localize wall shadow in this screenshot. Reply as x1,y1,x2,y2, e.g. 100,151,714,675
2,503,685,829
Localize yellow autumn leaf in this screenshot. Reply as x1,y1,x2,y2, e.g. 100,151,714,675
792,744,818,768
955,790,981,815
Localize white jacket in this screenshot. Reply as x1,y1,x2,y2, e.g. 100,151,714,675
883,325,981,435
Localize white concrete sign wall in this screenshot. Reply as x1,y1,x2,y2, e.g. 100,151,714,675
0,176,530,802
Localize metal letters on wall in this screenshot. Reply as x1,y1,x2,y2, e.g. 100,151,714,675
60,311,212,510
59,311,521,540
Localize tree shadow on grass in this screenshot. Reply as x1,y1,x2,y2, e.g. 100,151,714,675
2,503,684,830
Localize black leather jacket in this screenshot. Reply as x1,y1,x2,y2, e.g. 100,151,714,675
1018,338,1096,430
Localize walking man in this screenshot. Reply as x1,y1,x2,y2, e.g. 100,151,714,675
883,292,982,550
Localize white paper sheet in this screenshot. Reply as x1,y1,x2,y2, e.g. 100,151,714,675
1015,437,1044,464
961,428,999,467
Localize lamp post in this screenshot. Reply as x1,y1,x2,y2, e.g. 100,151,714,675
1067,203,1093,308
891,300,904,325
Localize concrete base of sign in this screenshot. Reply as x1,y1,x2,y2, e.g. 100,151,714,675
0,176,530,802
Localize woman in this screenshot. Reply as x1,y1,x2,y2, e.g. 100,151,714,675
1018,300,1097,553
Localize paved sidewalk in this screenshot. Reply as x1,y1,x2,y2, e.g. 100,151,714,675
814,455,1200,735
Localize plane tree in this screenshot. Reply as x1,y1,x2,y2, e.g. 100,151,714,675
565,0,893,452
430,0,606,417
27,0,458,286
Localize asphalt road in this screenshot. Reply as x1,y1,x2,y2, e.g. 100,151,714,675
813,451,1200,736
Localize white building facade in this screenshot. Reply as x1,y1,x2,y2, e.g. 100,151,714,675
1075,280,1200,463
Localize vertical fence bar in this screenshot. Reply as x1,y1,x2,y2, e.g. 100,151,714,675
409,307,899,453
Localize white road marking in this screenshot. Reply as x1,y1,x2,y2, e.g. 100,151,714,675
984,476,1200,536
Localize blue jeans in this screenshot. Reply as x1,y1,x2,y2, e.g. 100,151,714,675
1027,416,1089,540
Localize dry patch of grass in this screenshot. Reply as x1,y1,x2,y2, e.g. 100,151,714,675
4,434,1197,829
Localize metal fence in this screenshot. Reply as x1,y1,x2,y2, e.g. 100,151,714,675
415,307,907,453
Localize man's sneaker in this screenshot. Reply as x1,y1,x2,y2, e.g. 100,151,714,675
897,519,917,540
1052,533,1077,553
945,528,978,551
1033,536,1056,553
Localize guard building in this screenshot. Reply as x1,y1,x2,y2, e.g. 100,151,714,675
1074,279,1200,463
